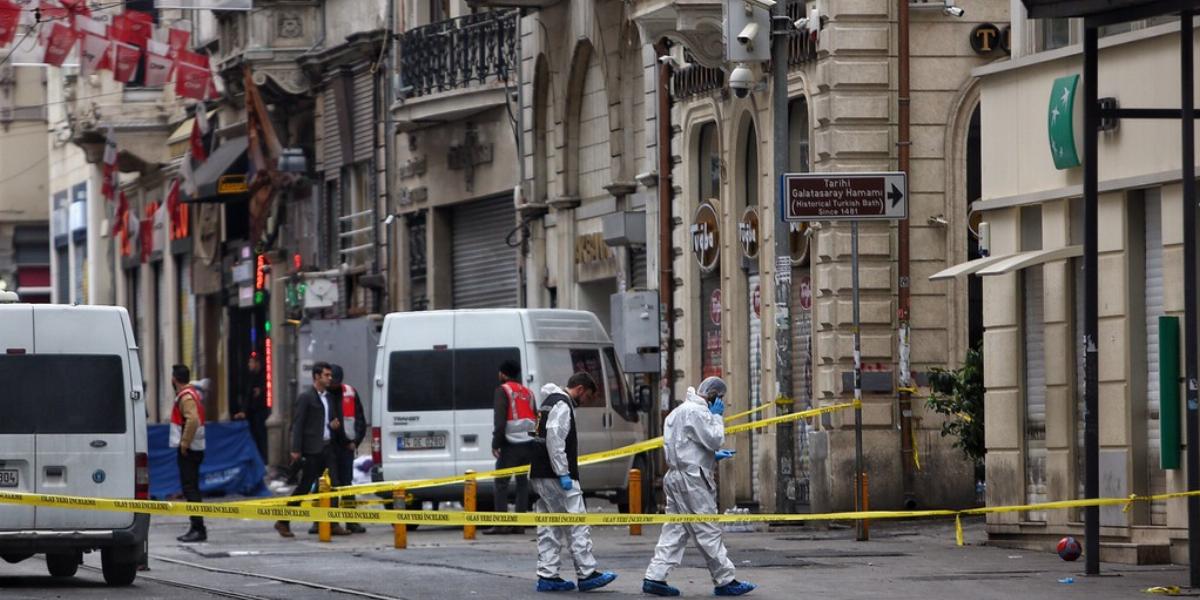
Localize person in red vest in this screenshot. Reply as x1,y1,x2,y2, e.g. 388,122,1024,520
170,364,207,543
321,364,367,534
485,359,538,535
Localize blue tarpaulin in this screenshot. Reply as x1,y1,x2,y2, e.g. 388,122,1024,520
148,421,270,499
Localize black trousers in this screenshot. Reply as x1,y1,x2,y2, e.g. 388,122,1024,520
177,449,205,530
335,444,358,520
282,443,338,525
493,442,536,513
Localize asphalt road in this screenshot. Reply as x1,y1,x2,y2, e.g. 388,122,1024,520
0,503,1193,599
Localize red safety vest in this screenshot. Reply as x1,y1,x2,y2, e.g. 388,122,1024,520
341,383,359,437
502,381,536,444
170,386,206,450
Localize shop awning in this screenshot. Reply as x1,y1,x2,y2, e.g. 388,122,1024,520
977,245,1084,276
181,136,250,203
928,253,1018,281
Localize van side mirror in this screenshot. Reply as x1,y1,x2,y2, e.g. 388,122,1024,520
636,385,653,413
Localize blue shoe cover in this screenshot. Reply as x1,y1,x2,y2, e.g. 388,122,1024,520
578,571,617,592
714,580,757,596
536,577,577,592
643,579,681,596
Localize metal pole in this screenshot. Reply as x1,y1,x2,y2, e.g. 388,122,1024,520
1180,8,1199,588
1082,23,1100,577
853,221,866,541
655,41,676,417
772,0,796,515
896,0,917,511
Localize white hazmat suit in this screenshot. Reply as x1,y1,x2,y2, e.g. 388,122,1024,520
533,383,599,580
644,386,737,586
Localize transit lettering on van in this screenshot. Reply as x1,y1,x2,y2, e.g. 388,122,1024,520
371,309,649,512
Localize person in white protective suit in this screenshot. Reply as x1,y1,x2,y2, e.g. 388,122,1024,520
642,376,757,597
528,371,618,593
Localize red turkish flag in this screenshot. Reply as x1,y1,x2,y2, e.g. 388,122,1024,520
175,60,211,101
112,190,128,236
110,13,150,49
143,39,172,87
111,40,140,83
168,25,190,56
37,0,67,21
41,22,79,67
0,1,20,48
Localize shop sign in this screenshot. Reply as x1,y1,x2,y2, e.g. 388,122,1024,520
692,202,720,272
574,231,618,282
970,23,1011,55
1049,74,1082,170
738,206,759,260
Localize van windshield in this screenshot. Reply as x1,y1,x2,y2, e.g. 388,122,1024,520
0,354,127,434
387,347,521,412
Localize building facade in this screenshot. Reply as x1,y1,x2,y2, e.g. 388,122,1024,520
964,2,1193,563
0,61,49,303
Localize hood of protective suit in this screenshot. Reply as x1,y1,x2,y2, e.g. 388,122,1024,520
663,386,725,479
685,386,708,407
541,382,571,405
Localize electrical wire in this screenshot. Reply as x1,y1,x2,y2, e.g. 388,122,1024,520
0,153,46,185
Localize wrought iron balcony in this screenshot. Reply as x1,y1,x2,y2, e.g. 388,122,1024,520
399,10,519,99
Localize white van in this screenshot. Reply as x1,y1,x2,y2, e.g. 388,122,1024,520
0,304,149,586
370,309,649,511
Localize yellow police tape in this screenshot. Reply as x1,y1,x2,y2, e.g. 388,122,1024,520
238,400,856,507
3,488,1200,543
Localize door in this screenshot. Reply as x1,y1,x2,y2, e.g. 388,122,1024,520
0,305,35,530
1023,267,1048,522
33,309,134,530
451,196,519,309
537,346,612,488
602,347,639,484
379,312,455,485
1143,192,1167,524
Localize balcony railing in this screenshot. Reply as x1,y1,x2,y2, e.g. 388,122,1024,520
399,10,519,98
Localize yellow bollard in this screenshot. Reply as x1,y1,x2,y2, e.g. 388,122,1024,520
318,469,332,542
463,470,476,540
629,468,642,536
393,485,407,550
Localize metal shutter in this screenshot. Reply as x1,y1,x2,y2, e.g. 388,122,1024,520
322,86,342,180
747,274,762,504
1075,259,1086,502
451,196,519,308
353,68,374,164
631,247,647,290
792,266,814,506
1144,193,1167,524
1024,267,1047,521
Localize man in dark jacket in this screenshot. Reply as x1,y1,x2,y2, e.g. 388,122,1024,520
321,364,368,534
274,361,348,538
484,359,537,535
529,371,617,593
231,355,269,465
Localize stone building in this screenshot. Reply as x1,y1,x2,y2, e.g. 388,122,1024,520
0,60,50,303
959,2,1192,563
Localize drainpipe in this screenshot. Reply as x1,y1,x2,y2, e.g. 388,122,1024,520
655,41,675,412
382,0,396,313
897,0,917,509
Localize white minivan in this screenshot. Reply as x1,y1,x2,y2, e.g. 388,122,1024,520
0,304,149,586
370,309,648,511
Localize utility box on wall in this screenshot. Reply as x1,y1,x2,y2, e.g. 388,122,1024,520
610,291,661,373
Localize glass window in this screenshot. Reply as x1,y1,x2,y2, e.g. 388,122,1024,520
568,349,607,407
603,347,637,423
788,97,810,173
697,123,719,202
387,350,453,412
454,348,521,411
0,355,126,434
1038,18,1073,51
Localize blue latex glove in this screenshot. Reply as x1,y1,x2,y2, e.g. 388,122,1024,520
715,449,736,462
559,475,573,491
709,396,725,416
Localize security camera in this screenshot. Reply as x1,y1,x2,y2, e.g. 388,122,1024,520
383,214,397,226
658,55,691,70
728,63,754,99
943,3,965,17
737,22,759,47
793,17,808,30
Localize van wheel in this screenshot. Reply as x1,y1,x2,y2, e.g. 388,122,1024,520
100,548,137,586
618,456,655,514
45,553,79,577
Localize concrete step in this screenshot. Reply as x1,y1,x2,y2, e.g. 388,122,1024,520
1100,541,1170,565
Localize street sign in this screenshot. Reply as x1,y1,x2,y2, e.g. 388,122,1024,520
781,172,908,222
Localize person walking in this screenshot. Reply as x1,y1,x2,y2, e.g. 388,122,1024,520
274,361,349,538
642,377,756,597
231,355,269,465
529,372,617,593
320,364,367,534
170,364,207,543
484,359,537,535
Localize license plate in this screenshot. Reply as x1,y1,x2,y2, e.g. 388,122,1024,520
397,434,446,451
0,469,17,487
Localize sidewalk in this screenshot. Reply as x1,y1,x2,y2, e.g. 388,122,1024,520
144,502,1194,599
